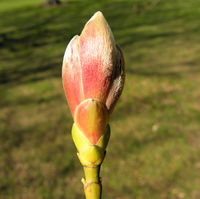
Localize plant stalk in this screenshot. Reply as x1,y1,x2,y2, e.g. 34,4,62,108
82,165,102,199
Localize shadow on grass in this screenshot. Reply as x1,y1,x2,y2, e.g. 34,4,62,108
0,61,60,85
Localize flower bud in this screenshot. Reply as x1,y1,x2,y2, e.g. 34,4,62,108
62,11,125,144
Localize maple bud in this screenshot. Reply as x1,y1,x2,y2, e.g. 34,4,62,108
62,11,125,144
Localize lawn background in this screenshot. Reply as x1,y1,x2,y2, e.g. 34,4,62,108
1,0,200,198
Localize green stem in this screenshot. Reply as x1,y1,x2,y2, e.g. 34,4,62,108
82,165,102,199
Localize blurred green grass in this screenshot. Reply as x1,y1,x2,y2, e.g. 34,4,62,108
1,0,200,198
